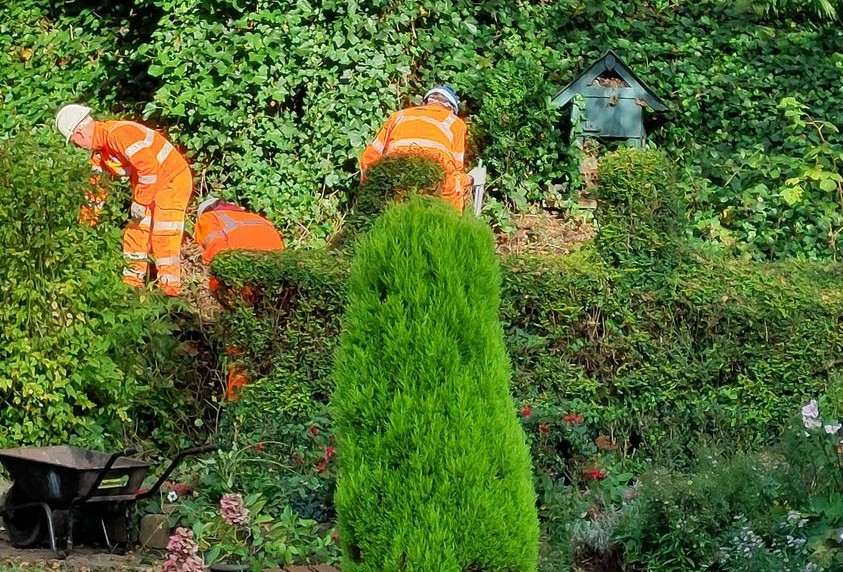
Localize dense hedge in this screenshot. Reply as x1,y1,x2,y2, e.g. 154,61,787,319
211,251,843,459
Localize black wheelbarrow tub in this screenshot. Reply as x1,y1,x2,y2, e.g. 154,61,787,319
0,446,150,507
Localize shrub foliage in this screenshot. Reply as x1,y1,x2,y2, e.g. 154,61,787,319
331,198,539,571
0,133,187,448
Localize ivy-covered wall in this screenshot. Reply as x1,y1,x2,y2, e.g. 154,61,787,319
2,0,841,257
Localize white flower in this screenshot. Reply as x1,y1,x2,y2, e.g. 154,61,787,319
801,399,821,429
167,490,178,502
824,423,842,435
836,528,843,544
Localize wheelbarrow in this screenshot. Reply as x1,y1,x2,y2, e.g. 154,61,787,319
0,444,217,558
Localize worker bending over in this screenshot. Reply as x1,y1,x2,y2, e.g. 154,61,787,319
360,85,472,211
56,104,192,296
194,198,285,265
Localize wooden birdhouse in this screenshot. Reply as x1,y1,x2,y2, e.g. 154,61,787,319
551,49,668,148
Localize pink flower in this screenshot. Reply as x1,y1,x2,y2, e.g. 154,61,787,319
220,493,249,526
165,527,199,559
181,555,209,572
160,528,207,572
563,413,585,424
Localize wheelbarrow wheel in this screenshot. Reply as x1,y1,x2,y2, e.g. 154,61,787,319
2,484,46,548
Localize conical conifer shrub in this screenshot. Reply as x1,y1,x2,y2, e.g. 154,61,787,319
332,196,539,572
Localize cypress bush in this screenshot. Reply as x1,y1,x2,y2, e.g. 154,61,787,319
331,197,539,572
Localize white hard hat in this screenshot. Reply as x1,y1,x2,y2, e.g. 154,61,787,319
423,85,459,115
55,104,92,142
197,197,221,217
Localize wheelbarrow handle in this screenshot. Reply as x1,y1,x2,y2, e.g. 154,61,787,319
134,443,219,501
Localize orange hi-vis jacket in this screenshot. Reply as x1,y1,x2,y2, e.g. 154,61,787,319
88,121,193,295
89,121,188,205
194,205,285,265
359,103,471,211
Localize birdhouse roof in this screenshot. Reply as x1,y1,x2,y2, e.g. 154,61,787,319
551,49,668,111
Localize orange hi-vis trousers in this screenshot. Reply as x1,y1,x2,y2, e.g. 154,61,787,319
122,168,192,296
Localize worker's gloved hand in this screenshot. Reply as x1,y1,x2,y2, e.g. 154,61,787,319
130,201,147,222
468,165,486,188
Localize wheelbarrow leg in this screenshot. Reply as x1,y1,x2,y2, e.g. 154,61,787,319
65,508,75,557
101,516,113,551
39,503,67,560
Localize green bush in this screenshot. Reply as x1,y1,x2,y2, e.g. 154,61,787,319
0,1,157,133
0,132,187,448
211,242,843,459
334,154,445,247
332,197,539,571
615,411,843,571
594,148,686,273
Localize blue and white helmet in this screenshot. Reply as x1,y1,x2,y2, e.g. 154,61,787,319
423,85,459,114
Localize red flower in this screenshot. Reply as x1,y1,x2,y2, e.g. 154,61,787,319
583,467,607,481
241,284,256,302
316,461,327,473
225,345,245,357
171,482,193,496
309,425,319,437
255,442,266,453
539,422,551,434
331,530,340,542
521,405,533,417
563,413,585,424
325,446,336,458
208,276,220,291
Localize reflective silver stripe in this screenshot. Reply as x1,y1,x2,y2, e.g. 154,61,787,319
158,274,180,284
372,139,385,153
123,251,148,260
125,128,155,157
156,141,174,164
397,115,455,144
453,152,464,162
137,174,158,185
201,214,265,248
387,138,453,158
122,267,145,279
140,216,152,228
153,221,185,232
155,256,180,266
200,230,226,249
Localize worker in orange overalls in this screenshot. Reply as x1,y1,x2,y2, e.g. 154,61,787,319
193,197,285,266
360,85,474,211
193,197,284,403
55,104,192,296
